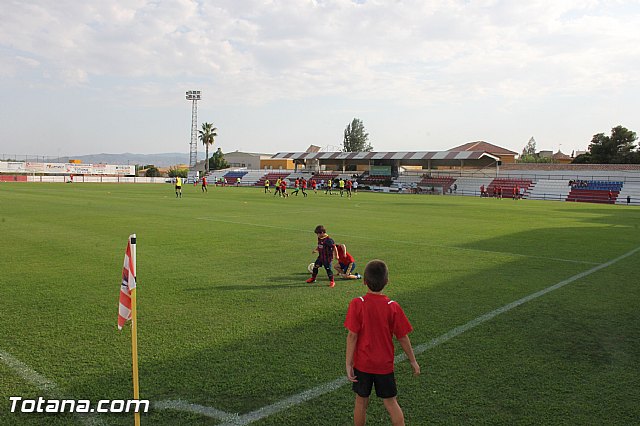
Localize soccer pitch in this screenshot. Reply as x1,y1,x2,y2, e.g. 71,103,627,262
1,183,639,425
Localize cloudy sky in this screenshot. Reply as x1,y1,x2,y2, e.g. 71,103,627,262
1,0,639,158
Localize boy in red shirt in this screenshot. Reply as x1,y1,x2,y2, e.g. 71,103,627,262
334,244,361,280
345,260,420,426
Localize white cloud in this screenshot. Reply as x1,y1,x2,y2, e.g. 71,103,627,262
1,0,639,154
3,0,638,103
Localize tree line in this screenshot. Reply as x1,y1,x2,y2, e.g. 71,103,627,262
521,125,639,164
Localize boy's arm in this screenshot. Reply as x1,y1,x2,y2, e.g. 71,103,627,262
397,335,421,376
345,330,358,382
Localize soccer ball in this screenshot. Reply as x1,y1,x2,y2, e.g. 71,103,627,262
307,263,315,273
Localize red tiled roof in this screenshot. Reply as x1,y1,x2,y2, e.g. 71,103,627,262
552,150,571,159
448,141,518,155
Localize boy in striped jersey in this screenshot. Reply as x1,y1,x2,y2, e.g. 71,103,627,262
306,225,337,287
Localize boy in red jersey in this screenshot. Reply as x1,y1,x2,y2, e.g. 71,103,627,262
292,178,300,196
345,260,420,426
306,225,337,287
334,244,361,280
346,179,353,197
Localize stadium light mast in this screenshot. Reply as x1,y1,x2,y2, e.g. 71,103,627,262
185,90,201,172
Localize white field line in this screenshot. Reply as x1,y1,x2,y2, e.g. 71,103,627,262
0,350,106,426
154,400,237,421
157,245,640,425
195,217,599,265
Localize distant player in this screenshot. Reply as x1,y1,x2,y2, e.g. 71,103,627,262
274,178,282,197
307,225,337,287
339,178,345,197
346,179,353,198
280,178,288,197
334,244,361,280
311,178,318,194
326,178,333,195
292,178,300,196
201,176,208,192
175,176,183,198
264,178,271,193
301,177,308,197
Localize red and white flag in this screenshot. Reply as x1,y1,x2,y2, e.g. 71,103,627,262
118,234,137,330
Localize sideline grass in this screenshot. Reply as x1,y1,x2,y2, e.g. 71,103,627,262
1,183,639,425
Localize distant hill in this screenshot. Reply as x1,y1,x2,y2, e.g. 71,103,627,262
62,153,204,168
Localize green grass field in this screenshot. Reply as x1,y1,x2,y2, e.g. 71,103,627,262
1,182,639,425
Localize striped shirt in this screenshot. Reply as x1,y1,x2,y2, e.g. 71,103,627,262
317,235,336,263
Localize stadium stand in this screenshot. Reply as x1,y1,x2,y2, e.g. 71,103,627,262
617,182,640,205
449,177,494,197
361,175,391,186
566,180,623,204
239,170,268,186
223,170,248,184
526,179,571,201
418,177,456,192
311,172,339,181
254,171,291,187
486,178,533,199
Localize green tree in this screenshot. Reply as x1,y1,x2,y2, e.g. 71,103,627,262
517,137,553,163
518,154,552,163
198,122,218,173
168,167,188,178
209,147,229,170
576,125,638,164
521,137,537,156
144,166,161,177
343,118,372,152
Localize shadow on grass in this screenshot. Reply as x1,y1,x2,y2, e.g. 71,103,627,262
44,226,640,425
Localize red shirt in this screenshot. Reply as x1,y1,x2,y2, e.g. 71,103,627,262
336,246,354,264
344,293,413,374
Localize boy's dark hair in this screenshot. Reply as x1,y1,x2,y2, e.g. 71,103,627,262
314,225,326,234
364,260,388,292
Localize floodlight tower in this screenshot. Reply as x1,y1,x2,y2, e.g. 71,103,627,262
185,90,201,171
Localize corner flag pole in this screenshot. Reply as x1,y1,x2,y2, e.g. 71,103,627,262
130,234,141,426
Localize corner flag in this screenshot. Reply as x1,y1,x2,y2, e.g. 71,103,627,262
117,234,141,425
118,235,137,330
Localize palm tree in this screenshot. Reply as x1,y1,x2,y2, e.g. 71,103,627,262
198,122,218,173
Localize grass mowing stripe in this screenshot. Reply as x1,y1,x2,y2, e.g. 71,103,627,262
163,244,640,426
196,216,600,265
0,350,106,426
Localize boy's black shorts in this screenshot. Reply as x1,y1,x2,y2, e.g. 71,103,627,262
352,369,397,399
